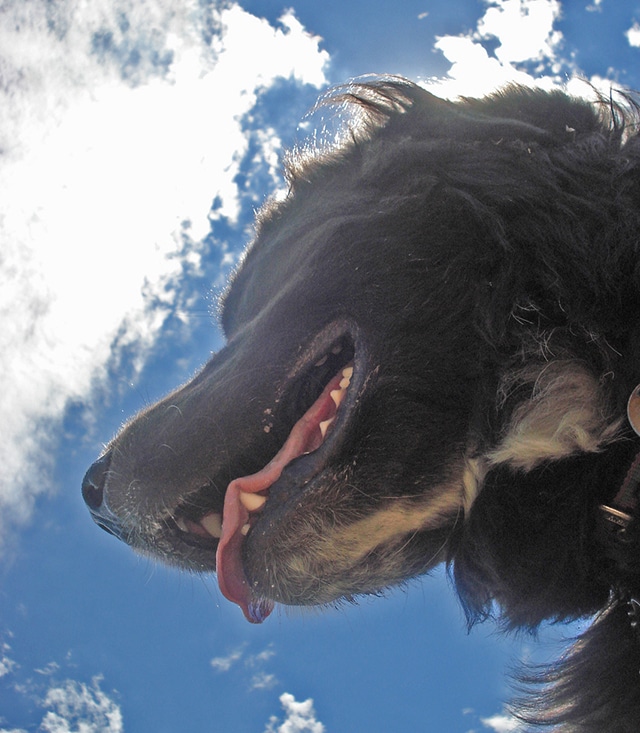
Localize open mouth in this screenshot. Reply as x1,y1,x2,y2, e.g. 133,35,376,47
169,329,360,623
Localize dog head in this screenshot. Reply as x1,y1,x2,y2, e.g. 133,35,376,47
82,78,640,625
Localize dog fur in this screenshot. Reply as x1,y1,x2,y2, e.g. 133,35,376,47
83,77,640,730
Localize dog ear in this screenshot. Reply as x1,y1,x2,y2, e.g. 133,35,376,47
451,443,636,627
513,595,640,730
452,358,624,626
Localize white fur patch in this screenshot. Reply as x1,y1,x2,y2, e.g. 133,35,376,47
486,360,622,472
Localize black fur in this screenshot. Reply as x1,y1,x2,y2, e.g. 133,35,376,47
83,77,640,730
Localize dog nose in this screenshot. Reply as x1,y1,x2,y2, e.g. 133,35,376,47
82,451,110,510
81,451,125,541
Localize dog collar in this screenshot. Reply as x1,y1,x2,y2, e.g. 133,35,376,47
598,386,640,644
599,385,640,531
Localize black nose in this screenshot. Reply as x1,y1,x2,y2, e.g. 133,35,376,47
81,451,125,541
82,451,110,510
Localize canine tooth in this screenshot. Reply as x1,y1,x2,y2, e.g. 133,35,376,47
339,377,350,389
319,417,335,437
239,491,267,512
201,513,222,538
342,366,353,379
330,388,345,407
241,523,251,536
175,517,189,533
314,355,328,367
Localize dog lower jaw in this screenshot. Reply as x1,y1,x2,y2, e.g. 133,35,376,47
211,363,354,623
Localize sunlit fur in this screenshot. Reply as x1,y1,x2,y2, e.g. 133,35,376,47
84,78,640,731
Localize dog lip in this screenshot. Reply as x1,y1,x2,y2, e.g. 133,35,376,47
215,358,360,622
216,330,366,623
266,360,360,494
268,322,368,495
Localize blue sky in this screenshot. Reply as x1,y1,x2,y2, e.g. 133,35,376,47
0,1,639,731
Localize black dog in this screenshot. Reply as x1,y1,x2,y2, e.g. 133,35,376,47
83,77,640,730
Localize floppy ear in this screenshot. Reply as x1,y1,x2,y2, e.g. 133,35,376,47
523,604,640,730
452,439,639,627
514,520,640,730
453,346,628,619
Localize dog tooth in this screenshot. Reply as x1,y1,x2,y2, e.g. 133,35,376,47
330,388,345,407
314,355,328,367
200,512,223,538
241,523,251,536
239,491,267,512
339,377,350,389
342,366,353,379
319,417,335,437
175,517,189,533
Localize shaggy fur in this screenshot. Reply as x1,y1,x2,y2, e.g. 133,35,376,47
82,77,640,730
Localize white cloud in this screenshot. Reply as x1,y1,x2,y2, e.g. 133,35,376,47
35,662,61,677
0,646,17,678
250,672,278,690
210,645,245,672
0,0,328,547
247,644,276,667
429,0,565,97
481,712,523,732
211,643,279,690
0,640,122,732
478,0,562,65
264,693,325,733
39,677,123,733
626,21,640,48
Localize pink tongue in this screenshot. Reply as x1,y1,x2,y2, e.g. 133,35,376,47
216,367,348,623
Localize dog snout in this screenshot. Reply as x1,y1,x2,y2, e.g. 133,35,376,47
81,451,126,541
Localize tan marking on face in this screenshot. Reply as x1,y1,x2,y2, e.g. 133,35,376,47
285,476,464,583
